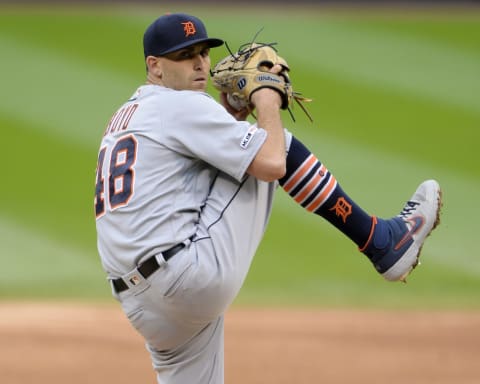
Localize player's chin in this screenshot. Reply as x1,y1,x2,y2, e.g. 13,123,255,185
191,79,208,92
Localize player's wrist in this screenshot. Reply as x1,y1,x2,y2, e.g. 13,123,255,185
251,88,282,110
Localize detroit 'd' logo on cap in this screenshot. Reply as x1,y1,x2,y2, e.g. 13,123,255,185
182,21,196,37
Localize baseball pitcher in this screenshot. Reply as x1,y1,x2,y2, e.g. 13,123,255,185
94,13,441,384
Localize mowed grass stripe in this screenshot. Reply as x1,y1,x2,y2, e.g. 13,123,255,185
0,216,108,299
0,8,147,76
280,20,480,116
342,15,480,54
0,113,97,249
0,35,139,148
297,67,479,178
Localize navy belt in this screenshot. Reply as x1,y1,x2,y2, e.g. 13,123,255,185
112,243,186,293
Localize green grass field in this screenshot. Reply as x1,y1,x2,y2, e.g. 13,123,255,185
1,4,479,309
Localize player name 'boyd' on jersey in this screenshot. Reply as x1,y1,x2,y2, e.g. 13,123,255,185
103,103,139,137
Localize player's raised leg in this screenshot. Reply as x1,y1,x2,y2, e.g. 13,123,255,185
279,136,442,281
138,171,278,384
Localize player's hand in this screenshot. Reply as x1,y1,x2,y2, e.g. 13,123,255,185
219,64,284,121
220,92,252,121
250,64,283,109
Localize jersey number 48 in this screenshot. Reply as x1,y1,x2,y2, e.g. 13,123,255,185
94,135,137,219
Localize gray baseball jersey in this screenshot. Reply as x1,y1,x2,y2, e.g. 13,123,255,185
96,84,266,276
95,84,292,383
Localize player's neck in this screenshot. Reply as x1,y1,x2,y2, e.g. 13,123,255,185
146,73,164,87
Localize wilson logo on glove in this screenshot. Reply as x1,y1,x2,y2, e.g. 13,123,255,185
256,74,282,83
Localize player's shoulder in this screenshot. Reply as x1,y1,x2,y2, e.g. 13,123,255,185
139,84,212,98
133,85,226,120
178,89,216,103
142,85,216,104
177,89,224,113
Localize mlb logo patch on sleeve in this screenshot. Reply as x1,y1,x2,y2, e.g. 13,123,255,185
240,125,258,149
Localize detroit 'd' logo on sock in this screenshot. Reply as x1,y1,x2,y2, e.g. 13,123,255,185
329,197,352,223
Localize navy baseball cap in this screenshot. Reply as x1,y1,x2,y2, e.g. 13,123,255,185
143,13,224,57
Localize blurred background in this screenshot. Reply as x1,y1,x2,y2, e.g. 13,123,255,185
0,0,479,309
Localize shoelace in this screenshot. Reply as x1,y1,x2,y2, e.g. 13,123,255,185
399,201,420,218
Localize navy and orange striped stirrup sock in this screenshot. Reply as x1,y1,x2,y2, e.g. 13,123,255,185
279,136,375,248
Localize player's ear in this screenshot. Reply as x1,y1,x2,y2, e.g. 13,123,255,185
146,56,162,78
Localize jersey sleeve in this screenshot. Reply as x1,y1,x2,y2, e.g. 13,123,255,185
162,92,267,181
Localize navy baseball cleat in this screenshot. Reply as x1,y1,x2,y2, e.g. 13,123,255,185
362,180,442,282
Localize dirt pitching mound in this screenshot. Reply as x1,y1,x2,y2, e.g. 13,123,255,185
0,302,479,383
